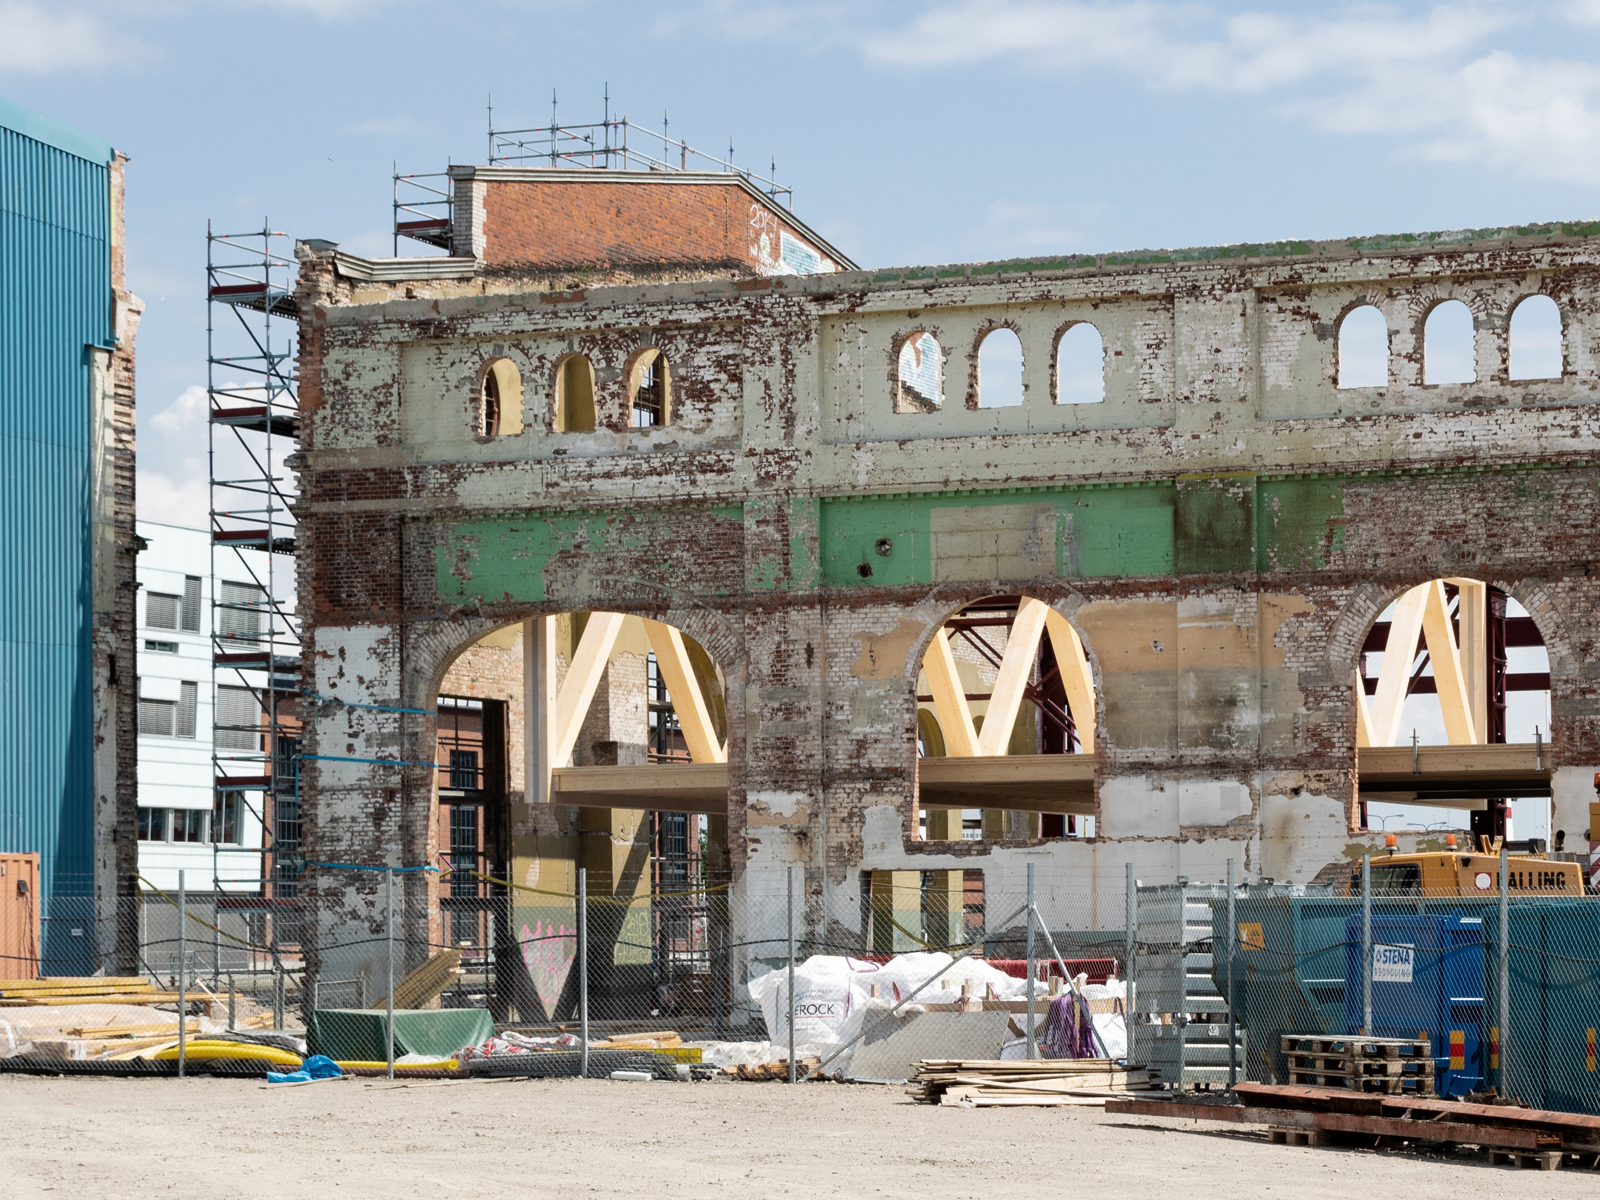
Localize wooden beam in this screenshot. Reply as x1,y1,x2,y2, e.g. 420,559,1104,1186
551,611,626,769
641,619,727,764
1446,577,1488,742
1354,668,1374,749
1358,741,1551,802
924,628,979,757
919,754,1095,815
975,598,1050,757
1369,583,1429,746
1421,579,1478,745
550,763,728,815
523,616,558,804
1043,609,1096,753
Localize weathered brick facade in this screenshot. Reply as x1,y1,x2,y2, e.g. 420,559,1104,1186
291,185,1600,985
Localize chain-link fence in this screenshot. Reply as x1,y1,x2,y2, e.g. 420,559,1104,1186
3,852,1599,1114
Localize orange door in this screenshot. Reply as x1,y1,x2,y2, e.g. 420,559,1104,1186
0,854,41,979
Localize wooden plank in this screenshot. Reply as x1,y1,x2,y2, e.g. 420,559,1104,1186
1421,579,1478,744
975,598,1050,757
1354,668,1375,749
1370,583,1429,747
551,612,626,768
524,616,558,805
642,619,726,764
549,763,728,815
1446,578,1488,742
1042,610,1095,753
924,630,978,757
918,754,1095,815
1108,1101,1544,1151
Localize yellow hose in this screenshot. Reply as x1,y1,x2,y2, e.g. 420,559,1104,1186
151,1041,303,1066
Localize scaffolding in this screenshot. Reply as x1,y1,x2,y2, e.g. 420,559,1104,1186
206,223,303,951
393,93,792,254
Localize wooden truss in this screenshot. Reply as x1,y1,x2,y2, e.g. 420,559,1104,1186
524,612,726,805
921,597,1097,758
1356,578,1484,748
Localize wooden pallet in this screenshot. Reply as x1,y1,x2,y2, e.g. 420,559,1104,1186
1282,1035,1431,1058
1268,1126,1333,1147
1283,1034,1435,1097
1488,1149,1564,1170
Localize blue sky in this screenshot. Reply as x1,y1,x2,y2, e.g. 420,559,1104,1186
6,1,1582,834
6,1,1600,516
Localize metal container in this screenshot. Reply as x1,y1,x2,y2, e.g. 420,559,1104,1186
1342,911,1484,1098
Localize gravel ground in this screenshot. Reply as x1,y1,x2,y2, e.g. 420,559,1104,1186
1,1074,1594,1198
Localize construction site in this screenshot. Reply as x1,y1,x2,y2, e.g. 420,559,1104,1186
9,93,1600,1190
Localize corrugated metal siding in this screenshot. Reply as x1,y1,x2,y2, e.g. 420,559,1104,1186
0,111,111,959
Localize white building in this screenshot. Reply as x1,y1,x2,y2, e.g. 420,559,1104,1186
135,521,272,893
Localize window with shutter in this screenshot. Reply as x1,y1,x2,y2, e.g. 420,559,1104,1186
175,681,198,738
146,592,179,629
181,576,202,632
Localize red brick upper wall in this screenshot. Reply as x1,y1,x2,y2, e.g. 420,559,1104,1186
466,172,847,276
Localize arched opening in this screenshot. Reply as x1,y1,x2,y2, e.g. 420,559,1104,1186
1054,322,1105,404
430,613,729,1022
914,596,1096,843
1509,294,1562,381
896,331,942,413
975,327,1023,408
628,348,671,428
1423,300,1475,385
554,354,597,433
1354,578,1551,846
1337,304,1388,389
479,358,523,438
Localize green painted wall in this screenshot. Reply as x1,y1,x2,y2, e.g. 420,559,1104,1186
437,505,744,602
817,474,1352,586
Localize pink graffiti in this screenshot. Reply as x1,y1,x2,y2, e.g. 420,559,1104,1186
520,920,575,1009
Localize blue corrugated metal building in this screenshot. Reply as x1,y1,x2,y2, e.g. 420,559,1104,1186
0,96,127,972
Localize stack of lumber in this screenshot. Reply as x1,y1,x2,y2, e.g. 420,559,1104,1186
1283,1034,1434,1096
367,950,463,1011
724,1057,820,1081
907,1059,1160,1107
0,977,213,1008
590,1030,682,1050
1109,1083,1600,1170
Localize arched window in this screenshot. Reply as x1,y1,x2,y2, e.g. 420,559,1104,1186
554,354,597,433
976,327,1023,408
478,358,523,437
896,331,942,412
1337,305,1388,389
1509,294,1562,381
1423,300,1475,385
1054,322,1104,404
628,348,671,428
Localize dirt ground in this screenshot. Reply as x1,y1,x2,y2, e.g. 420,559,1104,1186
1,1075,1595,1199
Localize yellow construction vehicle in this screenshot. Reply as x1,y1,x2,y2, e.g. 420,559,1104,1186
1347,834,1584,897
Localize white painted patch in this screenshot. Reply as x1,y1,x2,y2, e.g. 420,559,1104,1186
1097,774,1177,839
751,790,810,818
1179,780,1252,827
1551,765,1598,847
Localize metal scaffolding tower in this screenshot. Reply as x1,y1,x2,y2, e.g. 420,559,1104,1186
206,223,303,949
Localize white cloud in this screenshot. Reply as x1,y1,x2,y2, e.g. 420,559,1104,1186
0,3,119,73
712,0,1600,185
137,469,209,528
150,384,207,435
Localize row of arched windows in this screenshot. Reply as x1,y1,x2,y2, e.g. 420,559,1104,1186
1337,295,1563,390
473,350,673,438
895,324,1106,412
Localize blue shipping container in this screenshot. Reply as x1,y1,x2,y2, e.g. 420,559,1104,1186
1344,912,1485,1098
